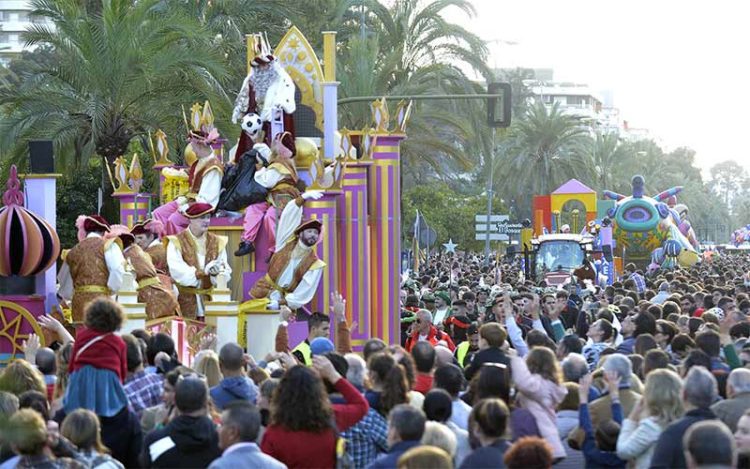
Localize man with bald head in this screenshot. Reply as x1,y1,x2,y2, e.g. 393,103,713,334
209,342,258,409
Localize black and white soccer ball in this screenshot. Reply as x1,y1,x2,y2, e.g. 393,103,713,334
240,113,263,140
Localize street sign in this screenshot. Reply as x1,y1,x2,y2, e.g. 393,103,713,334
476,224,507,232
475,214,508,223
476,214,513,241
496,219,523,235
475,233,509,241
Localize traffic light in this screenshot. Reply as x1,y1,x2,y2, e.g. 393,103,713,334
487,82,512,128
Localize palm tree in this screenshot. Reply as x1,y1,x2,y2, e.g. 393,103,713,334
365,0,490,85
336,0,492,179
289,0,368,51
581,131,628,191
156,0,295,101
0,0,227,217
494,102,589,216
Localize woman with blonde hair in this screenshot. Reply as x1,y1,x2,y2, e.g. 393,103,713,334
616,368,684,469
0,359,46,397
398,446,453,469
61,409,124,468
193,350,222,388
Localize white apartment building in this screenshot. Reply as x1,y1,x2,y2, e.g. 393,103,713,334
0,0,52,65
492,68,653,142
528,81,604,130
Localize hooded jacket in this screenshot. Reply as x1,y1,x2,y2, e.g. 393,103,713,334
210,376,259,410
142,415,221,468
511,355,569,460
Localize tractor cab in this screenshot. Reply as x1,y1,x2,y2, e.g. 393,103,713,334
532,234,593,286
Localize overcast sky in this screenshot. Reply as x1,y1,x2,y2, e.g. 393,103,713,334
455,0,749,174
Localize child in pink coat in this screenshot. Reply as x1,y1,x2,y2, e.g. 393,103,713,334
511,347,568,460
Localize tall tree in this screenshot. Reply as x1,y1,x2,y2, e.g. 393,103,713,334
156,0,295,107
731,190,750,232
288,0,365,51
709,160,748,212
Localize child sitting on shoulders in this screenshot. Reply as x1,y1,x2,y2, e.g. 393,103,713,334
64,298,128,418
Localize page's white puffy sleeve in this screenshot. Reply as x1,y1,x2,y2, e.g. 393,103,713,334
196,169,222,208
104,242,126,293
167,239,200,288
275,199,304,252
283,268,323,309
253,166,284,189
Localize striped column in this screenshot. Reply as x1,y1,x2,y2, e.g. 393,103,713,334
338,162,371,351
114,193,150,228
305,192,340,314
21,173,61,312
322,31,338,159
369,134,405,346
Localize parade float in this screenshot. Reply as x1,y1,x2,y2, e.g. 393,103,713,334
603,175,700,270
0,164,61,364
0,26,413,364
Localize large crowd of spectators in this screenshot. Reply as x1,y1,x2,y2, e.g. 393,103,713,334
2,251,750,468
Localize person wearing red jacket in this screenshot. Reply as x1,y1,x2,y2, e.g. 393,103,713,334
261,355,369,469
64,298,128,419
405,309,456,353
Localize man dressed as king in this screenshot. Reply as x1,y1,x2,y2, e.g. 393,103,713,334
166,202,231,320
232,33,296,157
249,190,325,310
58,215,126,322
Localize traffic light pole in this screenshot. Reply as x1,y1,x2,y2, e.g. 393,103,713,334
484,127,496,266
337,94,507,105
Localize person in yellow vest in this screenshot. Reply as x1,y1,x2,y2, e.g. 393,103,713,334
58,215,125,322
290,313,332,366
249,189,325,310
272,292,352,366
165,202,231,320
454,323,480,368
